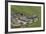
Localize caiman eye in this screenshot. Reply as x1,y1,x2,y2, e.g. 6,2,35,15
20,13,23,16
